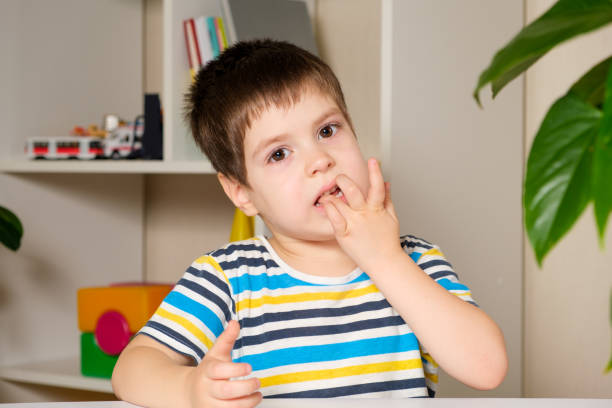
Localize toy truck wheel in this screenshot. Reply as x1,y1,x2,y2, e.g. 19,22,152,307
110,151,120,160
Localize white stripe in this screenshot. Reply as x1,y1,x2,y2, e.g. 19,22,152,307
262,368,426,397
252,350,421,380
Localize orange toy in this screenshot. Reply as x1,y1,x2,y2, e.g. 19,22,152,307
77,282,172,378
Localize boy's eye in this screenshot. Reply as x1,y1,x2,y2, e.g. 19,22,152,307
318,124,338,139
269,147,290,162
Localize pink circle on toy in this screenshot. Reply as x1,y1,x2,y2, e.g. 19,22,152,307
95,310,131,356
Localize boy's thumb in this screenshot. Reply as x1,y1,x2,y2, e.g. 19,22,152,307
208,320,239,361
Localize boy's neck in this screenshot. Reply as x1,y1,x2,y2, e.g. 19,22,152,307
266,235,358,278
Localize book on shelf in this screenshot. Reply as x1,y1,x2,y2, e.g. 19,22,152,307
182,18,201,79
206,16,221,58
183,15,230,78
194,16,214,63
215,17,228,52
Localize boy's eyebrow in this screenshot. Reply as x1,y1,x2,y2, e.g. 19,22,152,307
252,107,342,159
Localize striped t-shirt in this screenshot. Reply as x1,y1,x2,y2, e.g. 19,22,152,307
139,235,475,398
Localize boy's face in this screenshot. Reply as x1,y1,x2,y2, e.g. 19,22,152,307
227,88,370,241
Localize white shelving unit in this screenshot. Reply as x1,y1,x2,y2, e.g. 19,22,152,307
0,159,214,174
0,357,112,394
0,0,317,399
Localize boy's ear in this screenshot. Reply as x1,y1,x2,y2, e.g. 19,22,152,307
217,173,259,217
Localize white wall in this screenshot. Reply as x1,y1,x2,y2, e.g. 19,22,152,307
0,0,144,402
387,1,524,397
523,0,612,397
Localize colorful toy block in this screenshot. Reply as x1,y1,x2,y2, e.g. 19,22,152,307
77,282,173,378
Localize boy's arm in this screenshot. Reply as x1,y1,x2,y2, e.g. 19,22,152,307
112,321,261,408
319,158,508,391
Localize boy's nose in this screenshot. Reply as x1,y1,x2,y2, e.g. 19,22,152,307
306,149,335,176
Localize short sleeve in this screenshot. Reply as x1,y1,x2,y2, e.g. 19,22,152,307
401,235,477,396
138,254,235,364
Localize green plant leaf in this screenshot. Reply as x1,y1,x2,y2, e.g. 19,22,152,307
593,62,612,246
474,0,612,106
569,55,612,108
0,205,23,251
524,94,601,265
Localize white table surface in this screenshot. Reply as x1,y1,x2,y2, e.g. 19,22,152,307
1,399,611,408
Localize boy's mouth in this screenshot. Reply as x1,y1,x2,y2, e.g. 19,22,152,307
314,185,344,207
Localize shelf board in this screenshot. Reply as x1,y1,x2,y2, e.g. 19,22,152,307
0,159,215,174
0,356,113,393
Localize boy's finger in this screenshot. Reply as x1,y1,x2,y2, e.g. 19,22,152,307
207,320,240,361
210,377,261,400
320,199,348,236
335,174,366,210
367,158,385,208
205,360,252,380
226,391,263,408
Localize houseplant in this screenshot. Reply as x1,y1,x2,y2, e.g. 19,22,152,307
0,205,23,251
473,0,612,372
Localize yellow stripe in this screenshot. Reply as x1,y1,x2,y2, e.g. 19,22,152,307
421,353,439,368
156,307,214,350
453,292,472,298
260,359,422,388
194,255,230,286
236,284,380,312
422,248,444,258
425,373,439,383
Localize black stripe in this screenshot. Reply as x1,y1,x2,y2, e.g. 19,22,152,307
400,234,433,249
427,386,436,397
428,271,459,280
177,278,232,322
239,299,392,328
266,378,428,398
219,256,279,271
236,316,405,349
185,266,231,298
144,321,204,360
419,259,453,270
211,242,268,257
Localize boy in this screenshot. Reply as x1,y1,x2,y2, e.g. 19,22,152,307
112,39,507,407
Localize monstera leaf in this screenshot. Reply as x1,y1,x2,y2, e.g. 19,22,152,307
473,0,612,372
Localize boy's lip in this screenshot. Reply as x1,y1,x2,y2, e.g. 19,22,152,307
314,179,340,205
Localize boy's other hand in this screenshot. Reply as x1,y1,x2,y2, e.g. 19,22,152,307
320,158,404,273
186,320,262,408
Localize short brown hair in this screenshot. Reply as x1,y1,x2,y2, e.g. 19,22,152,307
185,39,353,186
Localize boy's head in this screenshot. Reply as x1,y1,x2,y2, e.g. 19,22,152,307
185,39,354,187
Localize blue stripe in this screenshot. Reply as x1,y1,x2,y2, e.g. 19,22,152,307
236,333,419,371
229,272,319,294
436,278,469,292
409,252,422,263
176,278,232,322
239,299,392,328
347,272,370,284
229,271,371,294
236,316,405,349
266,378,427,398
164,291,224,337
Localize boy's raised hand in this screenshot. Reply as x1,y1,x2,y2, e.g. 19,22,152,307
186,320,262,408
319,158,404,273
